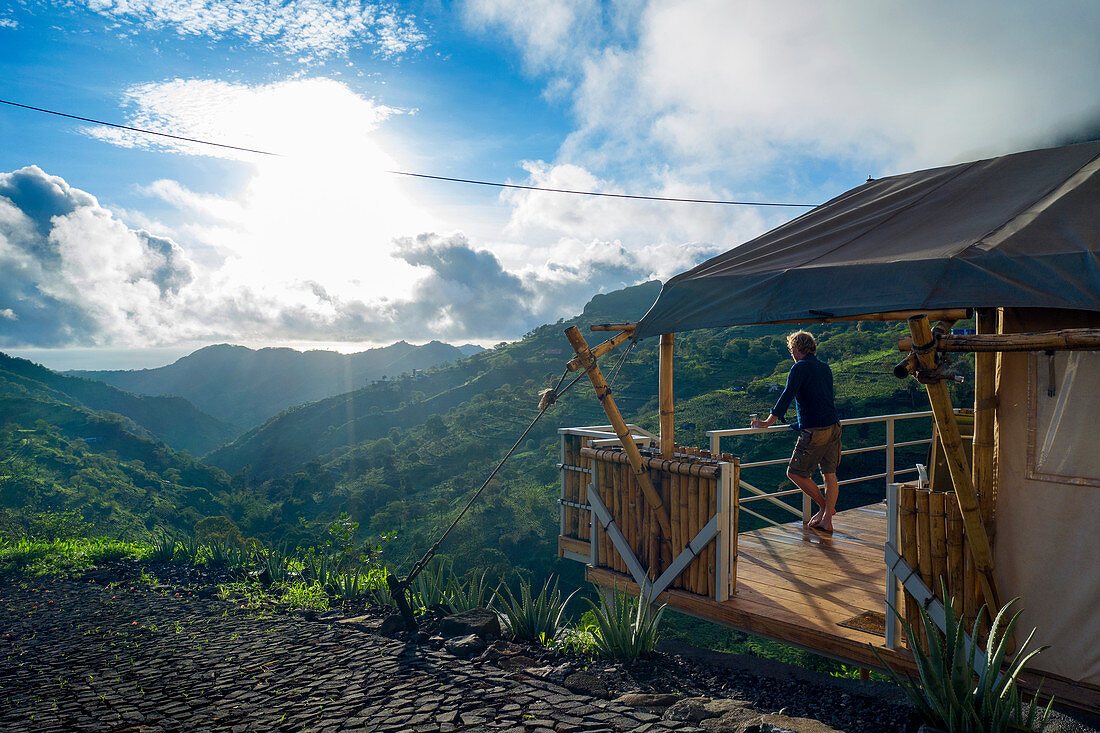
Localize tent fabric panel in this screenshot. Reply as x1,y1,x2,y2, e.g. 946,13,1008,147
635,141,1100,338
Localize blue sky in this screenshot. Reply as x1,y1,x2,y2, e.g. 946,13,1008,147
2,0,1099,370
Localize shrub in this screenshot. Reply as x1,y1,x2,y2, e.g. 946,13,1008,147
494,575,576,644
875,586,1053,733
586,586,664,659
446,568,498,613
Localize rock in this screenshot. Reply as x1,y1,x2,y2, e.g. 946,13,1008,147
523,665,557,679
704,699,753,717
700,708,764,733
481,640,526,661
378,613,408,636
444,633,486,659
563,671,609,699
759,713,843,733
613,692,682,710
497,655,537,671
336,615,381,632
437,608,501,640
664,697,713,723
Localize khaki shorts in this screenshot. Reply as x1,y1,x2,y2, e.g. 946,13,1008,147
788,423,842,479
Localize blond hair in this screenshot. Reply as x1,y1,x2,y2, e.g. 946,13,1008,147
786,330,817,355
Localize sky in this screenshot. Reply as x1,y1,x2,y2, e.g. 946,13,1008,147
2,0,1099,370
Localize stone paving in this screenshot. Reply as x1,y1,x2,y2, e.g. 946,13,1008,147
0,575,702,732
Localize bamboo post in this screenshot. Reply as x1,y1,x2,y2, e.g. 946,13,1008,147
731,461,740,595
899,484,921,645
946,497,964,608
707,477,717,598
660,333,675,458
677,473,689,590
973,308,996,532
907,315,1003,614
660,473,673,572
565,327,674,554
929,491,948,601
916,489,933,587
688,475,701,594
670,472,682,585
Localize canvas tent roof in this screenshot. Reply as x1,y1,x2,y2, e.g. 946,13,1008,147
634,141,1100,339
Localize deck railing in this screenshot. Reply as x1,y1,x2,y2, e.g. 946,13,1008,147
707,411,934,528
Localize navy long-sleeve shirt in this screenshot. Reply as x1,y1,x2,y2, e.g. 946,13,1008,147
772,354,838,431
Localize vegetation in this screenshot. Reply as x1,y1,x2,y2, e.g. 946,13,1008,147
494,576,577,643
585,586,665,659
876,587,1052,732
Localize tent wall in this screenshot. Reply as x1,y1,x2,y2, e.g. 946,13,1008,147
994,308,1100,686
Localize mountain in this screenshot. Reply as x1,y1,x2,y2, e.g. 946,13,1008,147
201,279,967,578
70,340,483,430
0,353,239,456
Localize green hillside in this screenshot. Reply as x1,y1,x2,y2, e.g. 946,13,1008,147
72,340,482,429
204,282,973,577
0,353,240,456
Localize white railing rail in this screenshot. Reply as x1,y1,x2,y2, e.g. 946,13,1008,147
708,411,934,527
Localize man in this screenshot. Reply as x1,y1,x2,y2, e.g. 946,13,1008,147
750,331,842,533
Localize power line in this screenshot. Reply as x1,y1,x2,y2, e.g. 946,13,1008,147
0,99,280,157
1,97,819,208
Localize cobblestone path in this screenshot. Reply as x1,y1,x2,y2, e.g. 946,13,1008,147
0,576,698,732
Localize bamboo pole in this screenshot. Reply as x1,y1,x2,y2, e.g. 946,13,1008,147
688,475,701,594
973,309,996,531
730,461,740,595
677,473,689,590
946,497,964,608
564,326,674,549
908,315,1003,615
660,473,673,572
590,323,637,331
767,308,969,326
929,491,948,601
611,459,622,574
916,489,933,589
660,333,675,458
565,329,635,371
707,477,717,598
670,472,681,585
580,447,722,478
897,327,1100,353
899,485,921,646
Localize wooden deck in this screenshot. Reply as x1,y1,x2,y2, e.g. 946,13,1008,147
585,502,1100,713
587,502,901,670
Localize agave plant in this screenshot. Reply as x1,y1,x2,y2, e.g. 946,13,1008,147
175,535,204,564
447,568,498,613
363,566,395,608
301,550,334,589
874,583,1053,733
411,557,452,613
494,575,577,644
331,568,366,601
149,530,176,562
254,541,293,586
206,537,246,568
586,586,665,659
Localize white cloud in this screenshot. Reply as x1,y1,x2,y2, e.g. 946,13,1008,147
78,0,426,59
0,166,666,348
472,0,1100,183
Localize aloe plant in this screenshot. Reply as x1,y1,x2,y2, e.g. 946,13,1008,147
331,568,366,601
175,535,204,564
494,575,577,644
874,585,1053,733
447,568,498,613
411,558,452,613
586,586,665,659
149,530,176,562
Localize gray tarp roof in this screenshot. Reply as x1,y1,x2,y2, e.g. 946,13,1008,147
634,140,1100,339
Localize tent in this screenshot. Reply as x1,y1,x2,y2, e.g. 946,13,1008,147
635,140,1100,339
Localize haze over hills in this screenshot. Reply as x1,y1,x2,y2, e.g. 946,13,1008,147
70,340,484,430
0,353,239,456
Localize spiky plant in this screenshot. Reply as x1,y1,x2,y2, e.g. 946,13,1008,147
586,586,665,659
175,535,204,564
149,530,176,562
494,575,577,644
331,568,366,601
411,558,452,613
447,568,498,613
874,584,1053,733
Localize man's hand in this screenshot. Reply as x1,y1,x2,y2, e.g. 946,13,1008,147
750,414,778,429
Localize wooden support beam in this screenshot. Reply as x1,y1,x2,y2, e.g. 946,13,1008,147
659,333,675,458
565,328,634,372
767,308,969,326
565,327,674,550
907,315,1002,615
898,327,1100,353
973,309,997,529
591,323,638,332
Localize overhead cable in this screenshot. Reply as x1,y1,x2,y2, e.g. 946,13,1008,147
1,97,818,208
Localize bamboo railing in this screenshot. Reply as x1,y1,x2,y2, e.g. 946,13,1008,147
558,427,736,598
895,483,982,642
